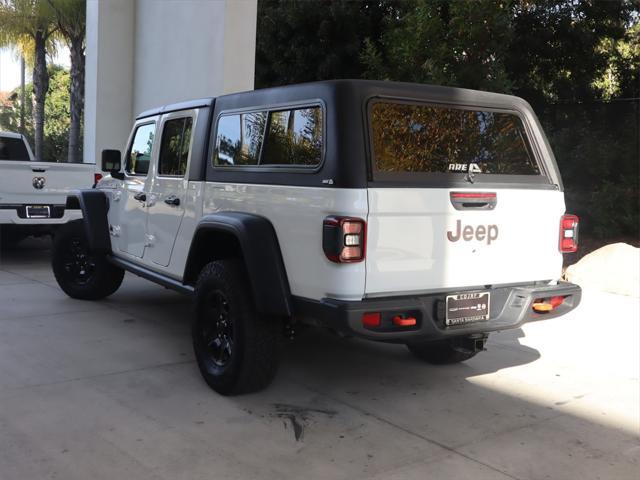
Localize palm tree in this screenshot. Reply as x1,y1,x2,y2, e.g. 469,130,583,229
0,0,57,161
48,0,85,163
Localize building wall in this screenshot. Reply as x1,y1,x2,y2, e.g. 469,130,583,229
84,0,257,163
84,0,135,165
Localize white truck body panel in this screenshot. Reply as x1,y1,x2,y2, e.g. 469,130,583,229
365,188,565,296
202,183,368,301
0,161,95,225
0,132,96,226
105,181,368,301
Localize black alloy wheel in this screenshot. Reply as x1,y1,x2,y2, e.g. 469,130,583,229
200,290,235,369
62,237,97,286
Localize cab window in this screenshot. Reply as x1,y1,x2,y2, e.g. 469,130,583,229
126,123,155,176
158,117,193,176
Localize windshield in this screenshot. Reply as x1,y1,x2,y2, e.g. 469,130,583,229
369,101,541,177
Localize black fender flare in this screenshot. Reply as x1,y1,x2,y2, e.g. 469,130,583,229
184,212,292,317
65,190,111,254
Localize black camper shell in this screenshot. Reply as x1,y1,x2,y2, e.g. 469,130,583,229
137,79,563,191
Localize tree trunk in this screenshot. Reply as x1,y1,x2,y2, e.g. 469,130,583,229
68,36,85,164
20,57,26,135
32,30,49,162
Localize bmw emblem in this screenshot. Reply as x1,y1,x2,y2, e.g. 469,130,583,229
33,177,46,189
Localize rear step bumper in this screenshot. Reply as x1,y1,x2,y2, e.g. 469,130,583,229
294,281,582,343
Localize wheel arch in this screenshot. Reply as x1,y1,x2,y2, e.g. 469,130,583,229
65,190,111,254
184,212,292,317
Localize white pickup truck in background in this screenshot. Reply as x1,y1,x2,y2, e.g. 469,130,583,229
0,131,98,246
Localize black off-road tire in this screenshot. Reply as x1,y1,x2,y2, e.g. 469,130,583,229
407,337,482,364
193,259,280,395
52,220,124,300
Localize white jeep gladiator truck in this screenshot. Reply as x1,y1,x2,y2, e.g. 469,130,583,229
51,80,582,395
0,131,97,245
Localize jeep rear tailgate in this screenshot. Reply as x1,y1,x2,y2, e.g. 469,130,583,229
365,188,565,295
364,99,565,296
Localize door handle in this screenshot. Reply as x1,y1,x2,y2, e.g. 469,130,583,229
133,192,147,202
164,195,180,206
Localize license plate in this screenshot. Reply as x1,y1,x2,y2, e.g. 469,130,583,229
26,205,50,219
445,292,490,326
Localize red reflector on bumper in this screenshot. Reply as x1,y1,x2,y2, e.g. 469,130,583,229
362,312,381,328
550,296,565,308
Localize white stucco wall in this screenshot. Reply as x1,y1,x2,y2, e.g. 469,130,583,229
84,0,135,164
84,0,257,163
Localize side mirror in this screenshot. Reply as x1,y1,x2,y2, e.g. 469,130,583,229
101,149,121,172
101,149,124,180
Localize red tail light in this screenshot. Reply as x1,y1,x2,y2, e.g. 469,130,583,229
362,312,381,328
559,214,579,253
94,173,103,184
323,216,366,263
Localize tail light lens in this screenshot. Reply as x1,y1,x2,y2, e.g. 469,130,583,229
362,312,381,328
532,295,566,313
559,214,579,253
94,173,103,184
323,216,366,263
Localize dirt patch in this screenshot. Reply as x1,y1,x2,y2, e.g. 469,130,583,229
272,403,337,442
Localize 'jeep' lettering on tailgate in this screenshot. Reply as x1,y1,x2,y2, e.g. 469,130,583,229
447,220,499,245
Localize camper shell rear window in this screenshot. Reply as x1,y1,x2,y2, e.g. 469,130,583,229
368,100,548,184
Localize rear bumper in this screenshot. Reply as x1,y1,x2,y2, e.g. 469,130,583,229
294,281,581,342
0,205,82,225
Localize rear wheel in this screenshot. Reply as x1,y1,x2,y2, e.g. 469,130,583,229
52,220,124,300
407,335,487,364
193,260,280,395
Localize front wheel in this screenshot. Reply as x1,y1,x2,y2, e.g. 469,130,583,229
193,260,280,395
52,220,124,300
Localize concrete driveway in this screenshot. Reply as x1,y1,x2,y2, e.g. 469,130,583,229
0,239,638,480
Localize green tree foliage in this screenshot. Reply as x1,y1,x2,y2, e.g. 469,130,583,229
593,22,640,100
506,0,635,107
255,0,407,87
0,0,58,161
0,65,72,161
361,0,514,92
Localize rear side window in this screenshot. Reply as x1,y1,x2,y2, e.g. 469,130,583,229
126,123,155,176
370,102,540,176
216,112,267,166
214,105,323,168
0,137,30,161
261,108,322,166
158,117,193,176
